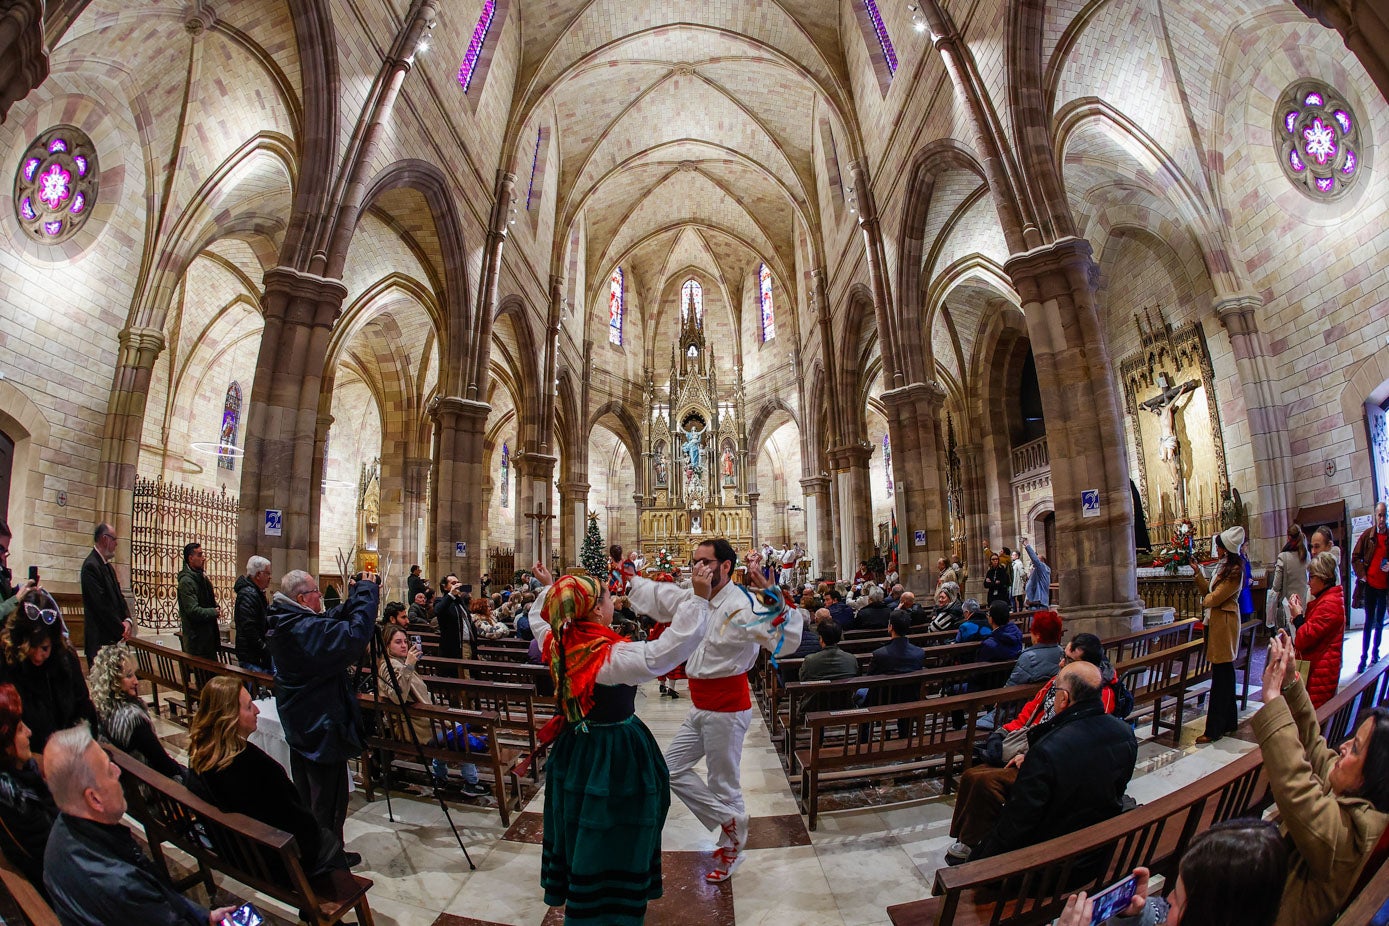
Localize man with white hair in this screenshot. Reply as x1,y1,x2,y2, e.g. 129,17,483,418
42,724,236,925
233,554,273,672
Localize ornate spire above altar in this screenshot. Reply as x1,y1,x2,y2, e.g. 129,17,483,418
640,285,752,557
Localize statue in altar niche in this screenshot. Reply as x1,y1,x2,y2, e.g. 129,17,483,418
682,427,704,475
653,447,668,486
721,445,735,486
1140,372,1199,515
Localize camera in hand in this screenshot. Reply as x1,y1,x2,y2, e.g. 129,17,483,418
221,903,264,926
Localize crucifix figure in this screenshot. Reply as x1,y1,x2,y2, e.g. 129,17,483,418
524,504,555,566
1140,373,1200,516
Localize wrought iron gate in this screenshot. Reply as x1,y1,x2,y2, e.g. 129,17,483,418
130,476,239,632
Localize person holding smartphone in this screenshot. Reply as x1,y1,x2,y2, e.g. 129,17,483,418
1058,819,1287,925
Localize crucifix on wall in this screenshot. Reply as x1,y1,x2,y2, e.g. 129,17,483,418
524,504,555,566
1140,372,1199,517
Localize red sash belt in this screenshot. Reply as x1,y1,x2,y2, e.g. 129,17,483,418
688,674,751,712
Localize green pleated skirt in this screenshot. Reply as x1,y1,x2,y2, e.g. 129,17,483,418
541,712,670,924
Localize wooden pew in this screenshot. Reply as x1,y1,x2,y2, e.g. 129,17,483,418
419,675,549,773
111,747,376,926
127,638,274,722
799,683,1044,830
0,851,58,926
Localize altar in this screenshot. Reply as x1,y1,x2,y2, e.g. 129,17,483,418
637,288,753,557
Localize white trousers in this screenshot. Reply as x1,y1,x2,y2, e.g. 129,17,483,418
665,706,752,831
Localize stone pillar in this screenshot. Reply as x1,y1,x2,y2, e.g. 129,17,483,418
959,442,988,597
881,382,948,579
430,397,489,586
772,500,790,546
403,455,430,570
1005,237,1141,637
746,492,761,543
847,161,905,388
632,493,645,549
305,411,332,573
800,476,834,580
237,268,347,576
96,326,166,555
557,481,590,569
829,444,874,575
0,1,48,124
1215,294,1294,560
515,453,557,569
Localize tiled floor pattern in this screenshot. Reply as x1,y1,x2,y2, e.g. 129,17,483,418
148,629,1373,925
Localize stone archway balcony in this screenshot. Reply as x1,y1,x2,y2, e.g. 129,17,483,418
1011,436,1049,481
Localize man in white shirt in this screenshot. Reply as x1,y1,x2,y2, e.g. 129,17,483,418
628,539,804,882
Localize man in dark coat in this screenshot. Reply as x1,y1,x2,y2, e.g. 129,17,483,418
233,555,272,672
176,542,220,658
434,573,477,660
851,587,893,631
824,588,855,630
266,570,377,866
971,661,1138,864
866,613,925,676
889,590,928,627
79,523,130,662
407,565,426,602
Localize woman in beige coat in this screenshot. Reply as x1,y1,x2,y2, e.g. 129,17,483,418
1253,632,1389,926
1191,525,1244,742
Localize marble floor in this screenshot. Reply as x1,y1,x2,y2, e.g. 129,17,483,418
149,629,1376,926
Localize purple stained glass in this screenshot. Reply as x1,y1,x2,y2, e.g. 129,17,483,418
69,192,85,214
863,0,898,75
1343,148,1357,174
1304,91,1324,106
1333,110,1352,133
1289,148,1306,172
73,155,87,177
19,197,35,220
1303,117,1336,164
1315,176,1334,193
1284,111,1298,133
23,158,40,181
42,221,62,236
47,138,67,153
37,163,71,208
458,0,497,94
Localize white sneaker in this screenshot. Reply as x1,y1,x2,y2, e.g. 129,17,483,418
706,846,743,883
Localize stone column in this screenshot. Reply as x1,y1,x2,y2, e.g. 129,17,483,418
632,493,646,549
237,268,347,576
828,444,874,574
514,453,557,568
800,476,834,580
430,397,489,586
772,500,790,547
96,326,166,554
1005,237,1141,637
959,442,988,597
305,411,332,573
557,481,590,569
881,381,948,578
847,161,905,388
1215,294,1294,559
402,455,431,570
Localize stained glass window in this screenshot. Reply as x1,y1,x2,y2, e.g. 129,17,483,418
500,441,510,508
1276,79,1363,201
526,126,544,211
12,125,99,244
681,279,703,325
884,433,894,497
218,382,243,472
609,267,624,346
458,0,497,94
758,263,776,342
863,0,898,76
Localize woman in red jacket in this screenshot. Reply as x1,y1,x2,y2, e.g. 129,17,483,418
1288,551,1345,707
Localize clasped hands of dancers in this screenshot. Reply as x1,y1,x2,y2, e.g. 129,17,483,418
528,540,805,924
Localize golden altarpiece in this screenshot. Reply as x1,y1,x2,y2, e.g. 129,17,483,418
638,291,753,557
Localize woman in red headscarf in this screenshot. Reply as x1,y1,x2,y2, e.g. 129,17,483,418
531,561,712,925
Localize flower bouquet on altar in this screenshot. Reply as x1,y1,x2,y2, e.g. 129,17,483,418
1149,519,1207,575
649,547,677,582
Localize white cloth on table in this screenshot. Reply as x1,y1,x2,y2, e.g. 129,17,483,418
249,697,354,793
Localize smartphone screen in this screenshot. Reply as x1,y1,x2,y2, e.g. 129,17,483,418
222,903,264,926
410,635,422,647
1088,874,1137,924
27,566,38,582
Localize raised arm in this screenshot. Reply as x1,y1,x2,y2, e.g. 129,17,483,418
601,595,709,684
627,575,695,624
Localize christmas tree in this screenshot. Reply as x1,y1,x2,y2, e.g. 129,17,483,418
581,512,607,577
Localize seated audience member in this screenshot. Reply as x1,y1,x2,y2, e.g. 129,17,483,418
977,601,1023,663
930,582,967,632
469,597,510,641
1059,818,1287,926
377,625,488,796
1289,552,1345,708
859,614,926,732
42,724,237,925
0,684,57,891
824,588,855,630
87,644,184,780
852,587,893,631
886,584,904,609
946,645,1124,864
188,676,349,875
381,601,409,630
406,591,435,630
1253,633,1389,926
1004,610,1064,686
781,609,830,684
954,600,991,644
890,591,928,627
2,610,97,754
966,661,1137,866
799,620,859,715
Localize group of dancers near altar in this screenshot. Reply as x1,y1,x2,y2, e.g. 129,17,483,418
530,538,805,924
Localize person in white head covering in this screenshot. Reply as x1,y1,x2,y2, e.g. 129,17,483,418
1192,525,1245,742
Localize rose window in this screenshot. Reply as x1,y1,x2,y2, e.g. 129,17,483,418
1276,80,1363,201
12,126,99,244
